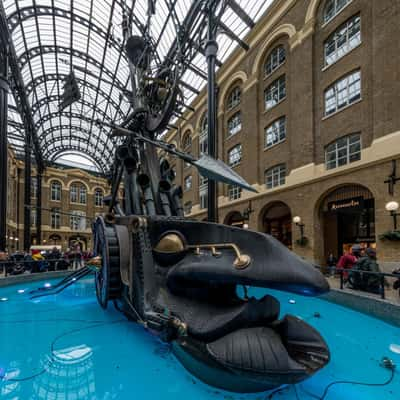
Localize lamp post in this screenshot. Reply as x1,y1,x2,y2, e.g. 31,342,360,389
242,201,254,229
293,216,307,245
385,201,400,230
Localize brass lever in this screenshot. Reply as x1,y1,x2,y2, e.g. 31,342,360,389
187,243,251,269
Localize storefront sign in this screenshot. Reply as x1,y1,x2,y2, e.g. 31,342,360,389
328,196,364,212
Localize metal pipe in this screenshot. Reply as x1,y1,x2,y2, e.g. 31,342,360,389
137,174,156,216
158,180,172,216
24,140,31,251
170,186,184,217
0,47,8,251
36,174,42,244
205,1,218,223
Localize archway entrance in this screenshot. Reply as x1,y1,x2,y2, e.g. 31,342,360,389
224,211,246,228
49,234,62,246
261,202,292,248
320,184,375,261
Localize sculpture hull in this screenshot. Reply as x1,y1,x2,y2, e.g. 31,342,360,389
93,216,330,393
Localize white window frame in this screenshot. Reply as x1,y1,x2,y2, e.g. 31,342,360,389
228,185,242,201
227,112,242,137
30,208,37,227
199,186,208,210
265,165,286,189
95,189,103,207
184,175,192,191
265,116,286,148
199,116,208,155
323,0,352,26
264,45,286,77
324,14,361,67
79,186,87,204
324,70,361,116
325,133,361,170
51,181,62,201
264,75,286,110
227,86,241,110
51,208,61,229
70,184,78,203
31,178,38,199
228,144,242,167
70,211,86,231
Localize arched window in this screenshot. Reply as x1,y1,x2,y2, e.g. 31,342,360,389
324,70,361,116
182,132,192,151
324,15,361,66
227,112,242,137
265,164,286,189
227,86,241,110
95,188,103,207
199,115,208,154
50,180,62,201
265,116,286,148
228,144,242,167
325,133,361,170
323,0,352,25
70,182,87,204
264,45,286,77
264,75,286,110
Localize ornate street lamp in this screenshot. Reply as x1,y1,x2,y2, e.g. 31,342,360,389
385,201,400,230
293,216,307,246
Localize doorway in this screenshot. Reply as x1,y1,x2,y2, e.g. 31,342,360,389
321,185,375,260
261,202,292,248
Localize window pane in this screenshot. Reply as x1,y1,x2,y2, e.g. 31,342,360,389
325,134,361,169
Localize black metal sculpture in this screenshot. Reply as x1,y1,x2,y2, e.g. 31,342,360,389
89,1,330,393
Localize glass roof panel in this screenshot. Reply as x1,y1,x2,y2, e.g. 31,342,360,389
4,0,274,171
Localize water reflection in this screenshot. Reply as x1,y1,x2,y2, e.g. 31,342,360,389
1,344,95,400
33,344,95,400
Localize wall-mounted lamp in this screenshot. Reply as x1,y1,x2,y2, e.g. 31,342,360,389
243,223,249,229
293,216,307,246
242,201,254,221
385,201,400,230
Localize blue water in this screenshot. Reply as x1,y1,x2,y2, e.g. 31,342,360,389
0,277,398,400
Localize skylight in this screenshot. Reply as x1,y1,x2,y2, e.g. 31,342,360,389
3,0,274,172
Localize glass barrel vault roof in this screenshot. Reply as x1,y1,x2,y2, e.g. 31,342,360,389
4,0,273,173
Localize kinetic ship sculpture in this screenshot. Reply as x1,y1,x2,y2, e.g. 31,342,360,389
87,2,330,392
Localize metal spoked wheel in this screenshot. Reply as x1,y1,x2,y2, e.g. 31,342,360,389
93,216,122,308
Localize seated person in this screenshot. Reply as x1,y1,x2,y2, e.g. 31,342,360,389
348,248,381,294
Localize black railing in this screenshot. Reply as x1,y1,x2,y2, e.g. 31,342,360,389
0,257,87,277
323,266,400,300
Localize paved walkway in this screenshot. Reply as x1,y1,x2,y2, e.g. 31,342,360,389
326,275,400,304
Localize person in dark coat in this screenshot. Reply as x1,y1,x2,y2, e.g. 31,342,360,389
349,248,381,293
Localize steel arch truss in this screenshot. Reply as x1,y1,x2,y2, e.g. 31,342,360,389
3,0,267,173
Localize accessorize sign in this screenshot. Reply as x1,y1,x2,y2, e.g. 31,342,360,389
328,196,364,212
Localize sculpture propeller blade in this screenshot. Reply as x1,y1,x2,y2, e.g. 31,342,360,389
193,154,257,193
98,120,257,193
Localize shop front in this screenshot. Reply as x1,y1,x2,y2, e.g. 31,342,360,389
320,184,375,260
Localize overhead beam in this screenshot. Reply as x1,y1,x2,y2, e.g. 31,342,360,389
0,3,44,171
227,0,255,28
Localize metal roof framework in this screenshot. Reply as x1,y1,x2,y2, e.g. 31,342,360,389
2,0,272,174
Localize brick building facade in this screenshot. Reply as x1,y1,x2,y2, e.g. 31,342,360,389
6,149,109,252
166,0,400,271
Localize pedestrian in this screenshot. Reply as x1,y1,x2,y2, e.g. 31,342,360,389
336,244,361,282
326,252,337,277
349,248,381,294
